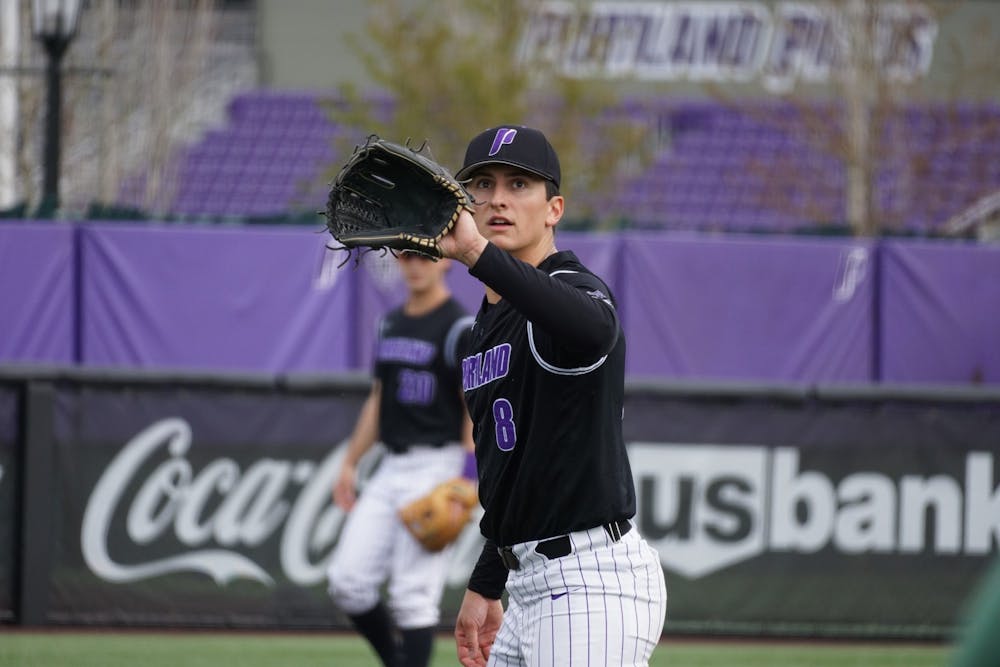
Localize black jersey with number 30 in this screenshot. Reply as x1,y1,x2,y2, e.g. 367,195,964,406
461,245,635,546
375,297,471,453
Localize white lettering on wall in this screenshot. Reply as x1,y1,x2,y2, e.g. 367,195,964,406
522,1,938,92
82,420,996,587
630,443,1000,579
81,417,483,588
82,419,276,584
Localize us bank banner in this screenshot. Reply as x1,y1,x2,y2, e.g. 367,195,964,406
623,391,1000,634
46,382,999,635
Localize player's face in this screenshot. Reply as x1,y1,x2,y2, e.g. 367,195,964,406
397,252,449,293
466,166,564,265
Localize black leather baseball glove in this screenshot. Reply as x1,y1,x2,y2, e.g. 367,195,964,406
324,136,473,260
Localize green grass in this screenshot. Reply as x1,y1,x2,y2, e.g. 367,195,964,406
658,638,950,667
0,631,952,667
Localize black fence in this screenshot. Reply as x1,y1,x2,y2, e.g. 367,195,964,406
2,365,999,638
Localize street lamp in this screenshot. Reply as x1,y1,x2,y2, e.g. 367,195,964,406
32,0,82,215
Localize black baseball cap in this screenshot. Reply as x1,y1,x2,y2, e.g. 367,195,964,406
456,125,561,189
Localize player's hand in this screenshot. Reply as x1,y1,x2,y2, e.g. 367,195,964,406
440,209,488,268
455,589,503,667
332,463,357,511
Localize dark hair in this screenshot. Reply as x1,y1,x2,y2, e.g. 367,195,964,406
545,180,560,200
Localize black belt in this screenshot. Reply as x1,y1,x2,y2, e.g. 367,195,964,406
388,442,447,454
498,519,632,571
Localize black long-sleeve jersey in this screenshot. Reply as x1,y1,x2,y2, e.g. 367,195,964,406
375,297,472,453
461,243,636,548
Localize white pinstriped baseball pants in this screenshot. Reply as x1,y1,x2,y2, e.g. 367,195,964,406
488,523,667,667
326,444,466,629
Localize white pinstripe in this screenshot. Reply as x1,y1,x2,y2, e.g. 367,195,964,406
488,524,667,666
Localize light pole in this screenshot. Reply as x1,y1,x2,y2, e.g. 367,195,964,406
31,0,81,215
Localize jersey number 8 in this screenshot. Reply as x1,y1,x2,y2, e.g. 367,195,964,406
492,398,517,451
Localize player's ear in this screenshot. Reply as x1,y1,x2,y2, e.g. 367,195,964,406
545,195,564,229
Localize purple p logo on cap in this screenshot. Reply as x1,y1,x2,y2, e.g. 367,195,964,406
488,128,518,156
457,124,561,188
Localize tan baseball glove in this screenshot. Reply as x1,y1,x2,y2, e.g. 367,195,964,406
398,477,478,552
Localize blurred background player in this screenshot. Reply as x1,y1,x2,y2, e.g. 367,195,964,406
326,250,475,667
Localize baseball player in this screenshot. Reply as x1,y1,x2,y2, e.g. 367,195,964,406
439,125,667,666
326,251,475,667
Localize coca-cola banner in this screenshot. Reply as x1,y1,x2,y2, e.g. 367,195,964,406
0,222,76,365
48,380,483,628
38,376,1000,635
0,384,18,622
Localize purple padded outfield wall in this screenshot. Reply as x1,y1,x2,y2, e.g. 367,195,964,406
80,223,355,372
0,223,76,364
881,240,1000,384
4,221,999,386
618,233,876,382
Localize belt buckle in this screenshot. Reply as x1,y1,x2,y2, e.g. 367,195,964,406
498,546,520,571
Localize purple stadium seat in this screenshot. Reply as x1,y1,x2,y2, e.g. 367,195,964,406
110,92,1000,231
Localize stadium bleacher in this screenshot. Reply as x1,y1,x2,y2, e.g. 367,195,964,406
611,99,1000,234
116,92,343,219
115,91,1000,234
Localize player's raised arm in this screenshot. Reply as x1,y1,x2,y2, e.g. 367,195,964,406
469,242,620,356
